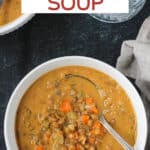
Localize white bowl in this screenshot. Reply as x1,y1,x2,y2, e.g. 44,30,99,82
0,14,34,35
4,56,148,150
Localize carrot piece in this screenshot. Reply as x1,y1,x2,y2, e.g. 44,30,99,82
82,114,89,124
90,106,98,114
35,145,44,150
60,99,72,113
86,98,94,105
92,121,105,136
76,144,82,150
88,137,96,144
43,131,51,143
74,131,79,139
93,121,102,129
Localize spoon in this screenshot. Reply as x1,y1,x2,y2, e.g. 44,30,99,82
65,74,135,150
99,113,134,150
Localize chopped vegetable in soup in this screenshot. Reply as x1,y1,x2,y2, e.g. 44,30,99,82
0,0,21,25
16,66,137,150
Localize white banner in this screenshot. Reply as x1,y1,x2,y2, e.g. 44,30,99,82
22,0,129,14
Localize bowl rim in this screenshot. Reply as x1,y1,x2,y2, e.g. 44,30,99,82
4,56,148,150
0,14,34,35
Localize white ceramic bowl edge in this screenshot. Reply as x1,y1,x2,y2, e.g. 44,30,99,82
0,14,34,36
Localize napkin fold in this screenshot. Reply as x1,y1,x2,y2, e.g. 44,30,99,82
116,17,150,136
117,17,150,103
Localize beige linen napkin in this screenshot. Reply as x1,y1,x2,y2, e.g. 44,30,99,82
117,17,150,102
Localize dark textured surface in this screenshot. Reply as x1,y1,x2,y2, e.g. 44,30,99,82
0,1,150,149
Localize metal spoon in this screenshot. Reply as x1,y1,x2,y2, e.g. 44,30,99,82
99,113,134,150
65,74,135,150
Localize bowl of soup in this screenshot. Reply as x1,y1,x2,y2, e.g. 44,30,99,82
0,0,34,35
4,56,147,150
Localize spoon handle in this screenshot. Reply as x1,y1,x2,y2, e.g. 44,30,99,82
100,114,134,150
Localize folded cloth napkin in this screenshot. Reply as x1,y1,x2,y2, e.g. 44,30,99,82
116,17,150,120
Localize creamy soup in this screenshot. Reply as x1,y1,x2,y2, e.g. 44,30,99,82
16,66,137,150
0,0,21,25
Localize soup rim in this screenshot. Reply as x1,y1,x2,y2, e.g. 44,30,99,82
0,14,34,35
4,56,148,150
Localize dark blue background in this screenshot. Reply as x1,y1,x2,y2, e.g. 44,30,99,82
0,1,150,149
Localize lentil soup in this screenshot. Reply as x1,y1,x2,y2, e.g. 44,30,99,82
16,66,137,150
0,0,21,25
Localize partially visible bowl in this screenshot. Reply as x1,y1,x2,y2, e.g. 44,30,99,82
0,14,34,35
4,56,148,150
90,0,146,23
